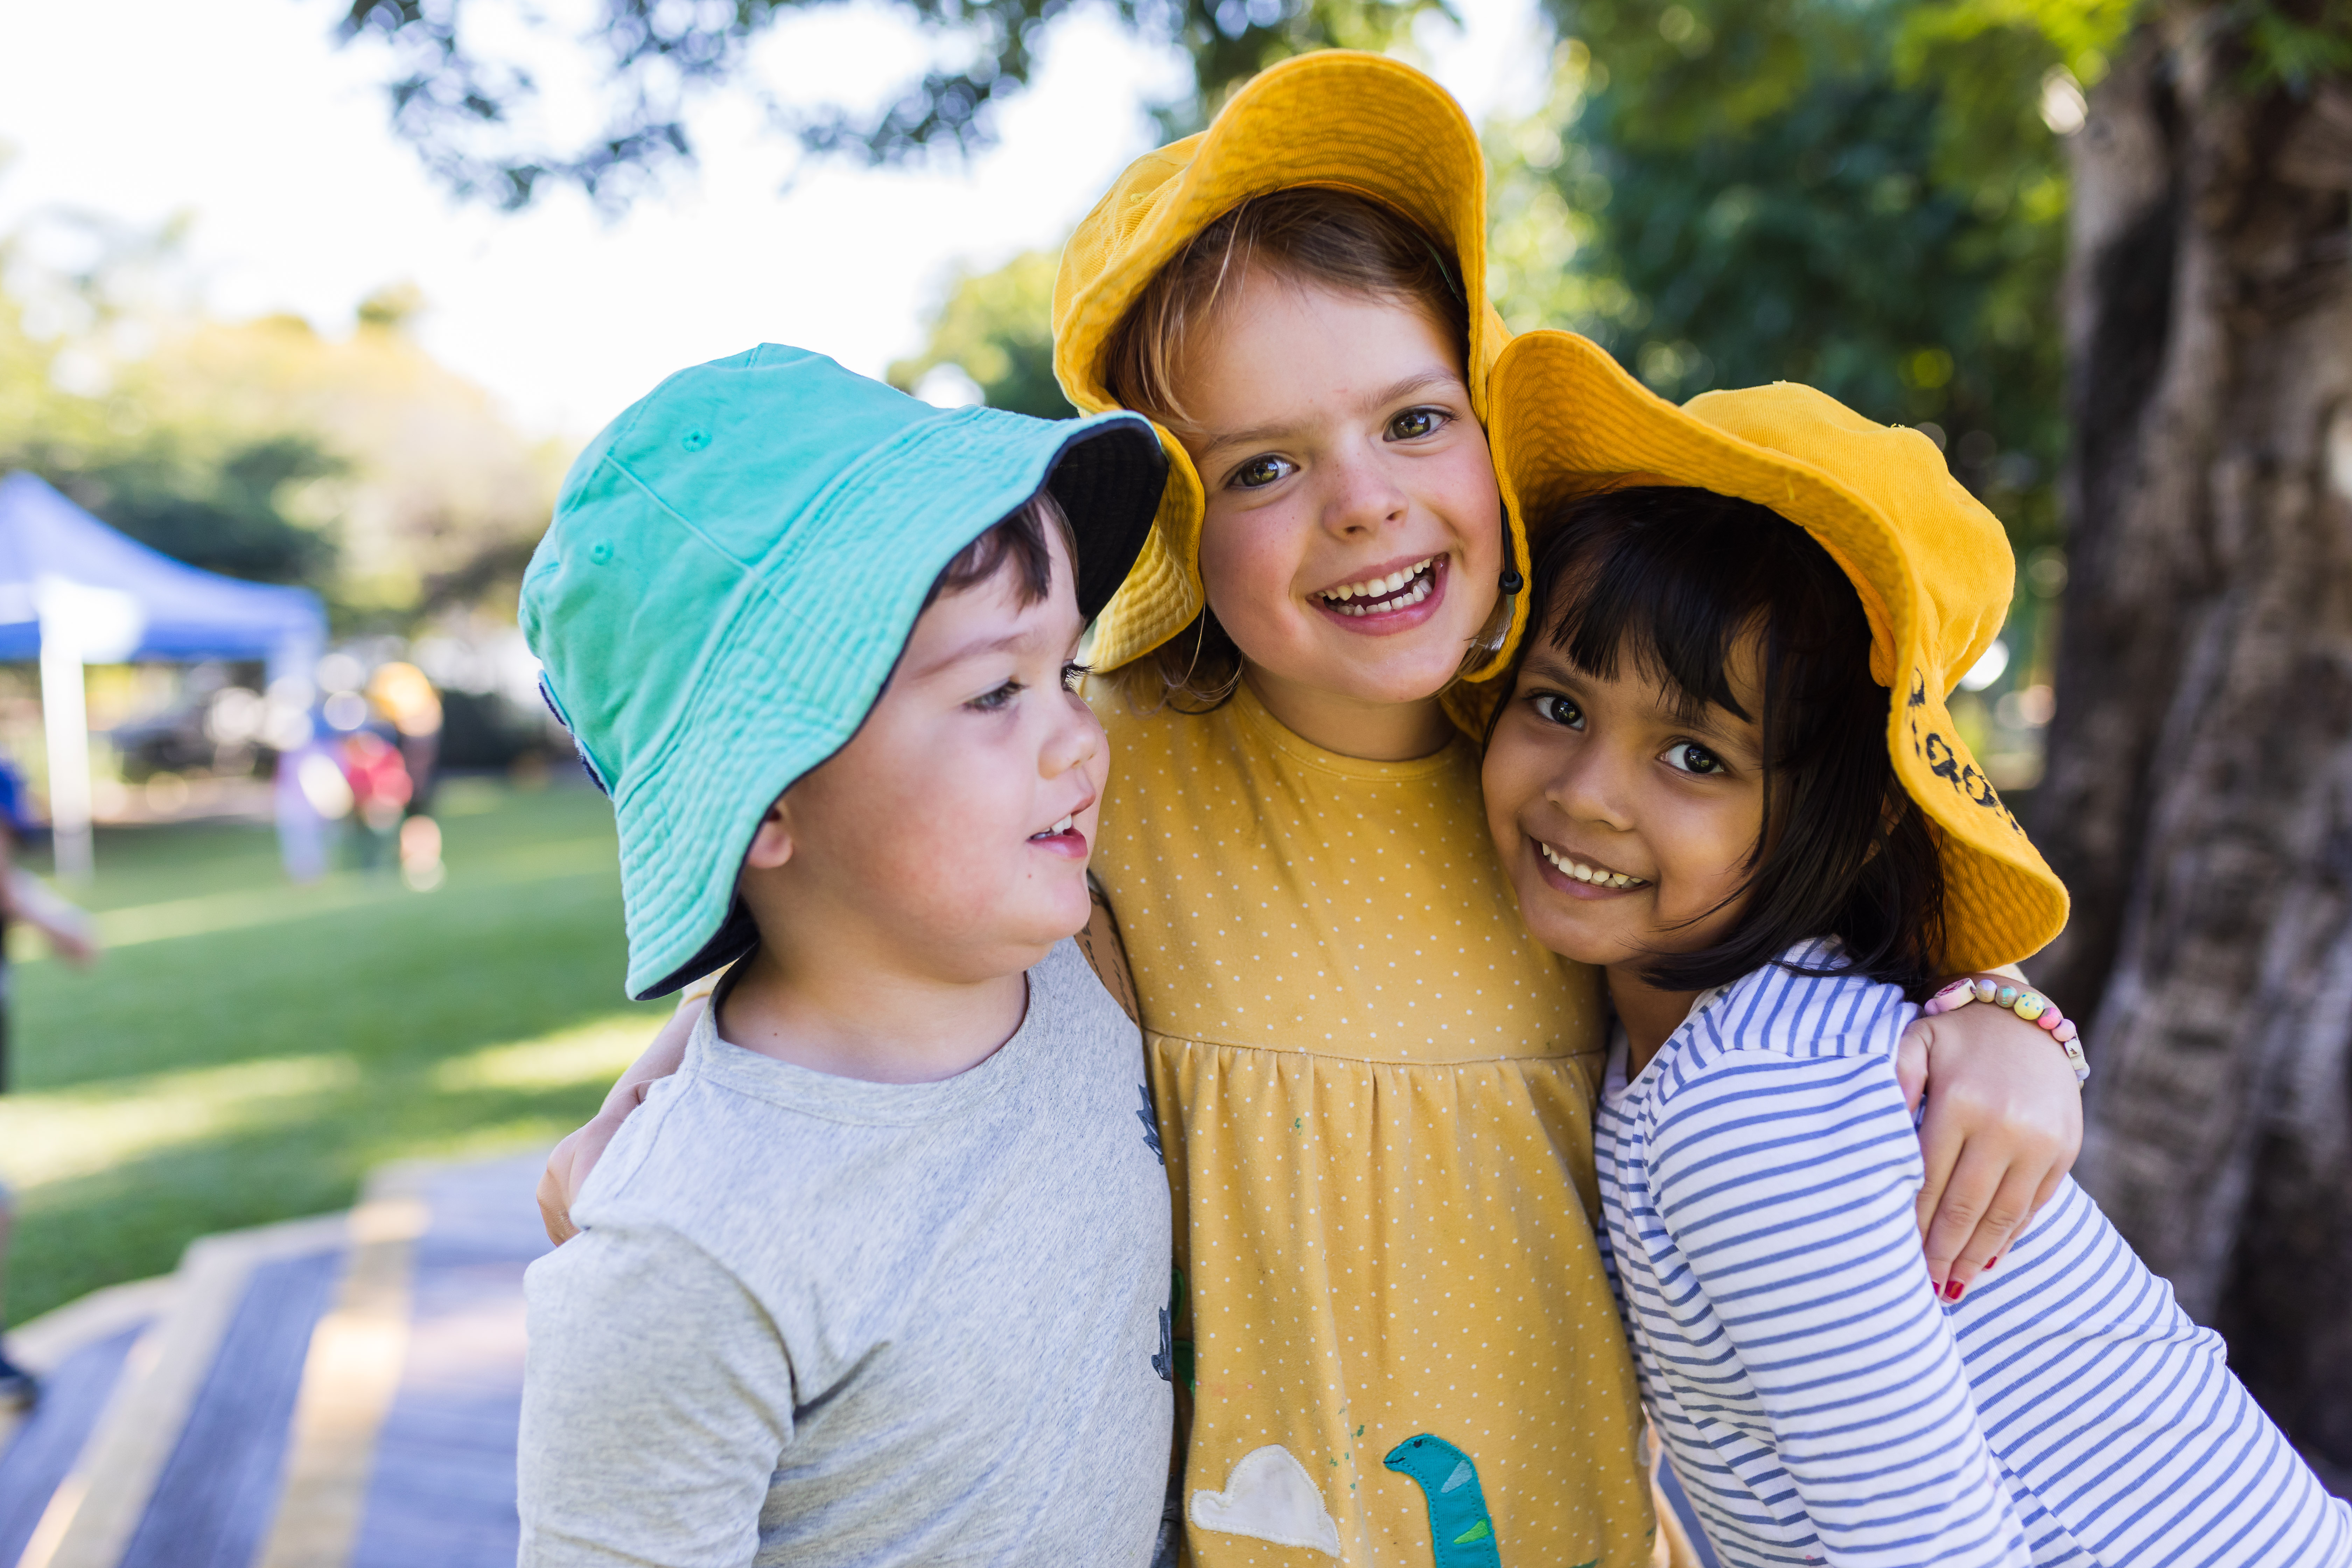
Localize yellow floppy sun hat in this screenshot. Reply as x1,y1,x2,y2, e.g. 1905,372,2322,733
1053,50,1530,678
1485,329,2068,973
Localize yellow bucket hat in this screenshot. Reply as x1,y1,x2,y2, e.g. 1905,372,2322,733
1053,50,1527,676
1485,329,2068,973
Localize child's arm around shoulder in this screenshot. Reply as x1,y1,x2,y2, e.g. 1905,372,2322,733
1644,1029,2032,1568
518,1220,791,1566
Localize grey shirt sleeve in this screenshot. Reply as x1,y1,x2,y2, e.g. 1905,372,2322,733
518,1222,792,1568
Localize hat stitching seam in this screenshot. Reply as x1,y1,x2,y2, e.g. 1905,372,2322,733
601,451,763,576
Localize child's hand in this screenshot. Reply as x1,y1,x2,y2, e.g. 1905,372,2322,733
537,994,704,1245
7,868,98,968
537,1113,641,1245
44,918,98,970
1895,990,2084,1298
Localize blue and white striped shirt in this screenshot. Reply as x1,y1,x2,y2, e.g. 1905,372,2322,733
1596,946,2352,1568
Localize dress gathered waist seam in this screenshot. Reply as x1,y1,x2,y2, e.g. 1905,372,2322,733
1144,1028,1603,1067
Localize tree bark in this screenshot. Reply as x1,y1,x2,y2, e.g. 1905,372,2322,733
2035,6,2352,1482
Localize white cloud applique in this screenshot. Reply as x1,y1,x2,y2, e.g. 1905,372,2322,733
1190,1445,1343,1557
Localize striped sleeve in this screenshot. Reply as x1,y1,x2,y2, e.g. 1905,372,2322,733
1644,1046,2031,1568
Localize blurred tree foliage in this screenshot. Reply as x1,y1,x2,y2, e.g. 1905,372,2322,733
56,435,347,586
887,250,1074,418
1492,0,2136,552
0,208,559,625
0,226,345,586
334,0,1450,209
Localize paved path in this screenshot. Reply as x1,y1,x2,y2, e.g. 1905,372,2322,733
0,1150,550,1568
349,1154,545,1568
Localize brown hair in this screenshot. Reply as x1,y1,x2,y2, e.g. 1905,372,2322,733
1100,186,1472,710
923,489,1076,611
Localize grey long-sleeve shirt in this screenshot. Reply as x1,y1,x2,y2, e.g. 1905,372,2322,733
517,939,1174,1567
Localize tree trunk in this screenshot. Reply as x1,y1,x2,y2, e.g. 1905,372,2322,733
2034,6,2352,1483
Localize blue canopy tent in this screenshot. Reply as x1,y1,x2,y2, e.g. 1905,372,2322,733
0,472,326,876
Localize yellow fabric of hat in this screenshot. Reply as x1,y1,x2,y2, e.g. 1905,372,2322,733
1053,50,1529,677
1485,328,2068,973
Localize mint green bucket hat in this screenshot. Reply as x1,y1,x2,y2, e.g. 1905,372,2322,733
520,344,1168,999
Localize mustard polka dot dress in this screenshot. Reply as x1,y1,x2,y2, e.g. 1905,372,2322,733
1092,684,1660,1568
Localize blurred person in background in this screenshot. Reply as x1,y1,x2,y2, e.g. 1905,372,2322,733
0,750,99,1409
368,662,446,890
368,660,443,811
338,729,413,874
0,1192,31,1408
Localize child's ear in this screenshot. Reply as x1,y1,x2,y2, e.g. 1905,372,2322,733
743,797,794,870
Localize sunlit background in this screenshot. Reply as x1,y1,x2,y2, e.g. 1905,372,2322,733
1,0,1550,434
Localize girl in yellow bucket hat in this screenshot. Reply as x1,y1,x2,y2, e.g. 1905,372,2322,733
1049,48,2086,1568
1478,336,2351,1566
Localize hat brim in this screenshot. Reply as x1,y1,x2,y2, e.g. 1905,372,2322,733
1044,416,1167,621
624,408,1166,999
1483,330,2067,973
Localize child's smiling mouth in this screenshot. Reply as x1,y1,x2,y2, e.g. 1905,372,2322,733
1311,554,1446,629
1027,811,1090,860
1534,838,1649,892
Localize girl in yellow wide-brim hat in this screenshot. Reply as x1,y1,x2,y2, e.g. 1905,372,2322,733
1050,48,2086,1568
1477,344,2346,1566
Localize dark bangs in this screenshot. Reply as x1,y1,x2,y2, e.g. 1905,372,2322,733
922,489,1076,612
1524,485,1946,999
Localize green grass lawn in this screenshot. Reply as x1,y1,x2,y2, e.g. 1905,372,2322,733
0,775,669,1323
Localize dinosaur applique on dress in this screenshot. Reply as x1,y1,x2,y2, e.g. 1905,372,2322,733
1383,1435,1517,1568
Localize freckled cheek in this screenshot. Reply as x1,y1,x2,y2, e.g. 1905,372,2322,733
859,744,1007,859
1198,506,1314,630
1428,449,1504,561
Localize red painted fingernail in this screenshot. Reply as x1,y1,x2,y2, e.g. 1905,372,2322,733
1985,1256,1998,1270
1946,1280,1965,1301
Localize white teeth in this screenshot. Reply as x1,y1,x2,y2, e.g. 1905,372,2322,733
1537,841,1645,889
1053,816,1072,834
1322,558,1435,607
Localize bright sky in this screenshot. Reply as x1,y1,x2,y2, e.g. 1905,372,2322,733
0,0,1551,443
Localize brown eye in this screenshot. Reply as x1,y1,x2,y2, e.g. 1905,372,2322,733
1388,407,1443,441
1535,694,1584,729
1232,455,1295,489
1663,742,1724,776
969,680,1023,713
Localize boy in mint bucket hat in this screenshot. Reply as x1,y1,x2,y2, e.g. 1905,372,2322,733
514,345,1178,1566
522,342,1166,999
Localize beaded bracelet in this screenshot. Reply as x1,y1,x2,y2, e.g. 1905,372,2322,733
1923,976,2091,1085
